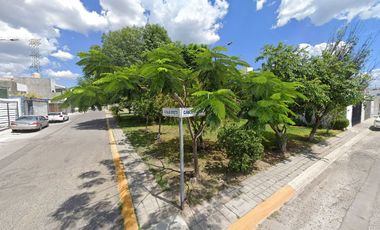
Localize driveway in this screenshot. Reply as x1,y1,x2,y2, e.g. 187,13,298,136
0,111,123,230
259,125,380,230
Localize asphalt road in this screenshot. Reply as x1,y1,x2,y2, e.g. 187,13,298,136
259,126,380,230
0,111,123,230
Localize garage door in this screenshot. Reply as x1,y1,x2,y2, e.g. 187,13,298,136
0,101,18,128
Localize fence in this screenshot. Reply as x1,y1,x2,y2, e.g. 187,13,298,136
0,100,19,129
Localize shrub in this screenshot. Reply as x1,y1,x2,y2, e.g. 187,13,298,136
332,117,349,130
217,124,264,173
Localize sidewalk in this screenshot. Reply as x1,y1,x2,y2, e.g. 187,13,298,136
108,116,189,230
111,114,372,230
184,119,372,230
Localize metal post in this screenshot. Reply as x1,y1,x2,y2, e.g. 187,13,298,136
179,112,185,210
6,102,10,128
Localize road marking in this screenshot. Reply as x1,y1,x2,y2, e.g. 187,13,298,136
227,185,295,230
106,118,138,230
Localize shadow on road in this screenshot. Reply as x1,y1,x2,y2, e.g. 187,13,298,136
73,119,107,130
51,168,123,230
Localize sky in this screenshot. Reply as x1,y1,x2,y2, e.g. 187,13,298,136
0,0,379,88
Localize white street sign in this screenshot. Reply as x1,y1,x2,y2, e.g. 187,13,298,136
162,107,204,118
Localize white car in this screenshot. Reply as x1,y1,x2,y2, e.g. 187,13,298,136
48,112,69,122
374,115,380,128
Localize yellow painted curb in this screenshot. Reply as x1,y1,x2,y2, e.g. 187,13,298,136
106,118,139,230
227,185,296,230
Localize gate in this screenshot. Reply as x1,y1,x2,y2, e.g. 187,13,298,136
0,101,19,128
351,103,362,126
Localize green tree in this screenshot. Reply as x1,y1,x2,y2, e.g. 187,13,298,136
77,45,117,81
102,24,171,67
256,26,372,141
140,44,247,178
244,72,305,153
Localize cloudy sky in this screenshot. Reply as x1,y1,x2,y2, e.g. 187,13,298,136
0,0,379,87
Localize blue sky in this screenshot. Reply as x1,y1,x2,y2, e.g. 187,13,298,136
0,0,379,88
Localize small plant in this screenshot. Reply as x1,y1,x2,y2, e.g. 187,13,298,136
217,124,264,173
332,117,349,130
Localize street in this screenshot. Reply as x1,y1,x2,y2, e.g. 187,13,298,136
0,111,123,230
259,127,380,230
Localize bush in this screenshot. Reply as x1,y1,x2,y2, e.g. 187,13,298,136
332,117,349,130
217,124,264,173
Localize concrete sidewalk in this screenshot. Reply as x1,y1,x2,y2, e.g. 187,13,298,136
185,119,372,230
108,116,189,229
112,113,372,229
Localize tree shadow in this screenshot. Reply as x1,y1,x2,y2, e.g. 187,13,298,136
51,192,123,230
73,119,107,130
79,178,107,189
51,161,123,230
78,171,101,179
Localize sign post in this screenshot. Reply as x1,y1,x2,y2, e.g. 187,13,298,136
162,107,204,209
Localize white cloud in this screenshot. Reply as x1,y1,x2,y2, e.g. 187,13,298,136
100,0,146,30
298,42,328,56
0,0,230,78
103,0,229,44
43,69,80,79
51,50,74,61
256,0,266,11
258,0,380,28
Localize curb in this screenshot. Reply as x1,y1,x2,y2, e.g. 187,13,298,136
105,115,139,230
228,126,371,230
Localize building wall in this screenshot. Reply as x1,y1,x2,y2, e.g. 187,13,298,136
12,77,54,99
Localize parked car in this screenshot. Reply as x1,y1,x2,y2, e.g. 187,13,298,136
11,115,49,131
373,115,380,128
48,112,69,122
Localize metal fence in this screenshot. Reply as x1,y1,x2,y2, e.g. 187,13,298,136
0,101,18,129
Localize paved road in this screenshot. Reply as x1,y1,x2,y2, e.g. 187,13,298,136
260,126,380,230
0,111,123,230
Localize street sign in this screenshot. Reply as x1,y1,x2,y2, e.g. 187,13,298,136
162,107,204,209
162,107,205,118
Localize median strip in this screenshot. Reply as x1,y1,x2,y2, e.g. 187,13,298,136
106,118,138,230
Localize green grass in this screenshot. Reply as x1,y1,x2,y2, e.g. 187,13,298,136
116,112,341,206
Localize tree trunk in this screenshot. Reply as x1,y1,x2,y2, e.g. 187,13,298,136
308,117,321,141
156,116,162,141
276,132,288,154
192,138,200,179
198,135,206,150
145,116,149,132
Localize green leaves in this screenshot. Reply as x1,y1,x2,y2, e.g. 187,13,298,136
192,89,240,128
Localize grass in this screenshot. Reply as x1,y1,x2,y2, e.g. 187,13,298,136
116,112,341,206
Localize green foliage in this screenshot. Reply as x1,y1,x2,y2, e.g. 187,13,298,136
256,27,372,141
140,43,187,96
102,24,171,67
53,82,105,111
77,45,117,80
93,65,142,103
193,46,250,91
332,117,349,130
192,89,240,128
244,71,305,153
217,124,264,173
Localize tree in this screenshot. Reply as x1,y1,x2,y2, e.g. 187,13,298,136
77,45,117,81
244,72,305,153
140,44,248,178
102,24,171,67
256,26,372,141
